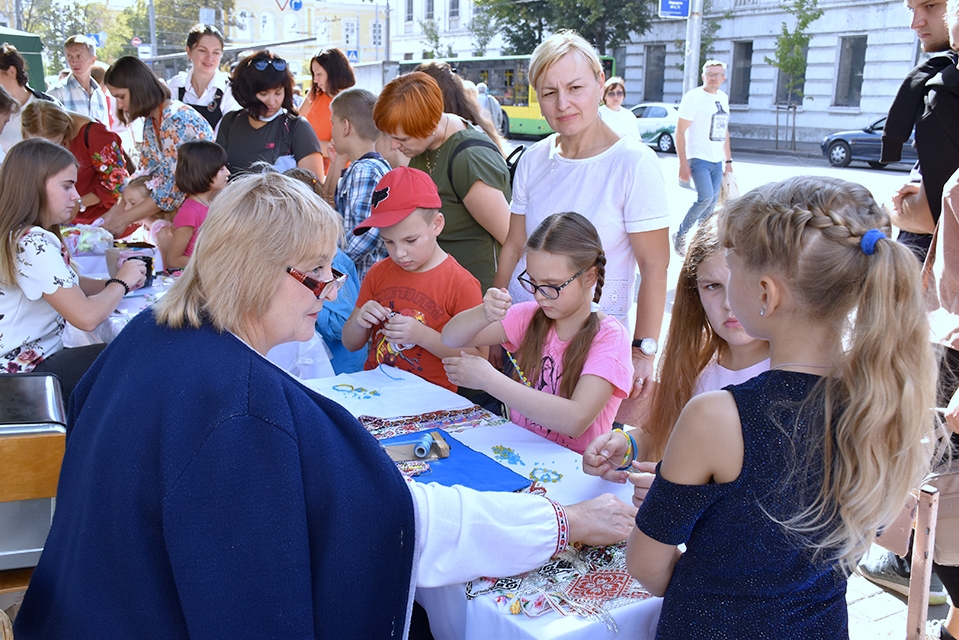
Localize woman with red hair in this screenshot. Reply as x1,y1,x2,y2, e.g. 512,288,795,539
373,72,510,293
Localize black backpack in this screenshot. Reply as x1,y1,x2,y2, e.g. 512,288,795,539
447,138,526,203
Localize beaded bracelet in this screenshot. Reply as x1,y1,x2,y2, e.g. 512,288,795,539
105,278,130,295
613,429,638,471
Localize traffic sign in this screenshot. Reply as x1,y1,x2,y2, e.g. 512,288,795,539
138,44,152,59
290,0,303,10
659,0,689,18
131,36,142,46
346,49,359,64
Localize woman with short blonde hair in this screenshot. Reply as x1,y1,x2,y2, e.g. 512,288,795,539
495,29,670,400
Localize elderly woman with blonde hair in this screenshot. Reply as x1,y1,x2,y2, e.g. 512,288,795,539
14,172,636,638
493,30,670,401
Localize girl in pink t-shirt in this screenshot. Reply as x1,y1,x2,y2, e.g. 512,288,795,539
443,212,633,453
156,141,228,270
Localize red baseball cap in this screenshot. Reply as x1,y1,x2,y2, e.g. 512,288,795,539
353,167,442,235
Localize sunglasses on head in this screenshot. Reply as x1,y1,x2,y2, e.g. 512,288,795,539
286,266,347,299
252,58,287,72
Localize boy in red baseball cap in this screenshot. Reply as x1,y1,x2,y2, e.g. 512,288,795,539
342,167,485,390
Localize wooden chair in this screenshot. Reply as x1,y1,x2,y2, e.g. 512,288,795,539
874,485,940,640
0,373,67,601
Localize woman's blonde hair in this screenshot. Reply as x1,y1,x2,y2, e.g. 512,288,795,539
719,175,944,573
644,217,725,460
515,212,605,399
155,173,343,333
0,139,77,286
529,30,602,94
21,101,74,144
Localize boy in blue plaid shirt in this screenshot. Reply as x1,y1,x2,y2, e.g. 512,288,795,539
330,88,391,281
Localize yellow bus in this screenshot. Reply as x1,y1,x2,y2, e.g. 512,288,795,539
398,55,615,137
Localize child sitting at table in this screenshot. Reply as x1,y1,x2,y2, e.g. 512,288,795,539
584,217,770,478
623,176,946,638
155,140,228,270
342,167,485,390
0,139,145,404
441,212,633,454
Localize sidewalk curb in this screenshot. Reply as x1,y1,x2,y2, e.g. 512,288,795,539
730,139,822,160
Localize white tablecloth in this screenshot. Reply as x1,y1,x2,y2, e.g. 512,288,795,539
311,368,663,640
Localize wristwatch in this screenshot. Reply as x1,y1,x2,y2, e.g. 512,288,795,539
631,337,658,356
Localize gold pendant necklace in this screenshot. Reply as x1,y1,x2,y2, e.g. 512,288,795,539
424,115,449,175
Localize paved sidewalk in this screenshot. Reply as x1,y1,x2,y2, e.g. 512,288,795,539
848,573,950,639
730,136,824,159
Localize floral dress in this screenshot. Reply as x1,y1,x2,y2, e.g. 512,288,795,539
70,122,129,224
0,228,77,372
139,100,213,213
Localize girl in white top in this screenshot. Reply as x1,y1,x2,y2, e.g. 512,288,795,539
0,139,145,400
165,25,238,134
584,216,770,476
598,76,640,139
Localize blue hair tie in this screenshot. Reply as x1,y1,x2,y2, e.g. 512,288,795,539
860,229,886,255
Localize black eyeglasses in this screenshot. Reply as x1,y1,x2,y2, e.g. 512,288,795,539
517,268,586,300
252,58,287,72
287,266,347,299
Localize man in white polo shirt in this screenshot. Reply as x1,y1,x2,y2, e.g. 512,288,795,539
673,59,732,256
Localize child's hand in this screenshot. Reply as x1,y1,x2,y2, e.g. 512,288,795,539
383,312,424,346
583,430,633,483
483,287,512,323
154,225,174,248
355,301,390,329
443,351,495,390
627,461,657,509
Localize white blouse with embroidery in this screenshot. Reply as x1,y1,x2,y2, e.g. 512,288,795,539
0,227,78,372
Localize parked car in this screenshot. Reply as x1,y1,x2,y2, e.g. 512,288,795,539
821,117,918,169
631,102,680,153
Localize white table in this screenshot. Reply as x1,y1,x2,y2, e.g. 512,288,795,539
305,367,663,640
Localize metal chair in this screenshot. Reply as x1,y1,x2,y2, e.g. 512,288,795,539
0,373,67,599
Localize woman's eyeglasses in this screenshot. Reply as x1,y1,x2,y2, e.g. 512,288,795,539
287,266,347,299
517,268,586,300
607,90,625,97
252,58,288,72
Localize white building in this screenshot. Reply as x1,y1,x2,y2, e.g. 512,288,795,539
388,0,505,60
619,0,925,143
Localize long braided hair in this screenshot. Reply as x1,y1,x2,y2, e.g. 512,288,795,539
514,212,606,399
719,176,944,572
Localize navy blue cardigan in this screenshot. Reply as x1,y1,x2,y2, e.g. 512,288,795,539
15,311,415,638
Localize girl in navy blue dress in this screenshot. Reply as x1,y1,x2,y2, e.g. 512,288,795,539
623,176,947,639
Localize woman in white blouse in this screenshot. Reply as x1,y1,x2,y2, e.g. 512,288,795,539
599,76,640,139
165,24,238,133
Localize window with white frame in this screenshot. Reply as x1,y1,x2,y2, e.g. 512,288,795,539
730,41,752,104
834,35,867,107
644,45,665,102
406,0,413,22
450,0,459,18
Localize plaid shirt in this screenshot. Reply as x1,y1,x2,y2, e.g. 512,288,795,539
335,153,391,280
49,74,109,124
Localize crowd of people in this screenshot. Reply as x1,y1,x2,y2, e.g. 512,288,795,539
0,18,958,640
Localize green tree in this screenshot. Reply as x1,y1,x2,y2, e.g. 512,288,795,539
420,18,455,58
468,6,498,57
549,0,652,55
764,0,822,105
476,0,551,56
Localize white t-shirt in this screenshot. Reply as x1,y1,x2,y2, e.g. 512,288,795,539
0,227,78,372
693,358,770,396
599,105,640,139
509,134,669,322
0,92,37,153
677,87,730,163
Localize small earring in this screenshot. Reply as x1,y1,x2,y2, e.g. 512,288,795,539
759,308,765,316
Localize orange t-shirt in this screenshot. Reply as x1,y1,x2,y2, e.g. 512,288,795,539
356,254,482,391
305,92,333,173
